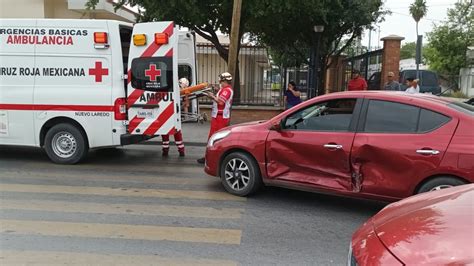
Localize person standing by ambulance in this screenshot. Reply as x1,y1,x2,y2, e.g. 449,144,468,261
197,72,234,164
161,78,190,157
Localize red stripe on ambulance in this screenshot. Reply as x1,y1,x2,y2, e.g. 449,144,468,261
0,104,113,112
142,102,175,136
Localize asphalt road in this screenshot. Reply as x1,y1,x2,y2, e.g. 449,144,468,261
0,144,386,265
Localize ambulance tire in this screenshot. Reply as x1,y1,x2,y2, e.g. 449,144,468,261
220,152,262,197
44,123,88,164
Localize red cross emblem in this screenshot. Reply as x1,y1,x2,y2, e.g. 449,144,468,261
145,64,161,82
88,61,109,82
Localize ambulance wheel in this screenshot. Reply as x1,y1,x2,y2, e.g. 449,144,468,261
220,152,262,197
44,123,88,164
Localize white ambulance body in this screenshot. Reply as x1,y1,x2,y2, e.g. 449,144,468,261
0,19,196,164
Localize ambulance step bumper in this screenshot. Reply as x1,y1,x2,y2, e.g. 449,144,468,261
120,134,150,146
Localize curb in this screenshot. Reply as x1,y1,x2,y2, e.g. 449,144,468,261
142,141,207,147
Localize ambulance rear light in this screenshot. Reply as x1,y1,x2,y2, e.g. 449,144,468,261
155,33,169,45
133,34,147,46
94,32,109,49
114,98,127,120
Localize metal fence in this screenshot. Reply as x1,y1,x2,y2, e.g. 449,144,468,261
196,44,284,106
341,49,384,91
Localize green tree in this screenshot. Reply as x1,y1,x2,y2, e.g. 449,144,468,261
409,0,427,39
424,1,474,85
400,42,416,60
248,0,386,94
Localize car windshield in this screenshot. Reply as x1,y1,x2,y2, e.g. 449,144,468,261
448,101,474,116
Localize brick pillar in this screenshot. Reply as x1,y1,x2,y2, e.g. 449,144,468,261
380,35,404,90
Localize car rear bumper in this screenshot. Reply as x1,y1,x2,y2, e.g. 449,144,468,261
120,134,150,146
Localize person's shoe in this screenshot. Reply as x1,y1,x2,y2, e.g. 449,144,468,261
162,150,169,157
197,157,205,164
179,151,185,157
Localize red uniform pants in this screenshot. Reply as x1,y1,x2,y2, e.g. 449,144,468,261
208,116,230,140
162,130,184,152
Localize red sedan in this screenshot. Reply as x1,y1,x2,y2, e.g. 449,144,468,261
350,184,474,265
204,91,474,201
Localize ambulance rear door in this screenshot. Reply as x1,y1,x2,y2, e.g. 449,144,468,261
127,21,180,136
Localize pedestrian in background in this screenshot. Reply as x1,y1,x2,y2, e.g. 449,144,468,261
405,77,419,94
383,71,401,91
284,81,302,109
197,72,234,164
347,70,367,91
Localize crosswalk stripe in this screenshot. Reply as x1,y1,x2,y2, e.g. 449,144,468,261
0,219,242,245
0,170,215,186
0,250,238,266
0,183,246,201
0,199,243,219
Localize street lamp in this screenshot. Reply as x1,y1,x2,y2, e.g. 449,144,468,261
312,25,324,98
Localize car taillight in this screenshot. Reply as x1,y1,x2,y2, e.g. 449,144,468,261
114,98,127,120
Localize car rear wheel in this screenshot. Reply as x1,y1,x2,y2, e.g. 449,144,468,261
44,123,88,164
417,176,467,194
220,152,262,196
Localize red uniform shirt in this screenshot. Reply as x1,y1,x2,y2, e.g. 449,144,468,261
348,77,367,91
211,85,233,119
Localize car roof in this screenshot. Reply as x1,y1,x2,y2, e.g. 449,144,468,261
327,91,454,106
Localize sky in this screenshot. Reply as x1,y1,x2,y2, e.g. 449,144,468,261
361,0,460,49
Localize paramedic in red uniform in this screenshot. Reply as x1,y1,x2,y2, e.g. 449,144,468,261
197,72,234,164
161,78,189,157
347,69,367,91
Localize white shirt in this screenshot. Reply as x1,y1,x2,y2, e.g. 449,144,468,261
405,86,418,94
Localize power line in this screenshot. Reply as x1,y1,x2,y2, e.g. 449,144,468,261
387,4,455,9
390,11,445,22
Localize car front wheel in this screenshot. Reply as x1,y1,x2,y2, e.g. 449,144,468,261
220,152,262,196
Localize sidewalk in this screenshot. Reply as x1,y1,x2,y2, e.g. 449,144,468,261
146,121,210,146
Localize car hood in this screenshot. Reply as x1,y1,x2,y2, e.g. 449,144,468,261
226,120,268,131
372,184,474,265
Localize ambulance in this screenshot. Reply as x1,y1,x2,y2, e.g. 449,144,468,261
0,19,197,164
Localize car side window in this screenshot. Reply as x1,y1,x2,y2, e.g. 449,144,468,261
284,99,356,131
364,100,420,133
418,109,450,132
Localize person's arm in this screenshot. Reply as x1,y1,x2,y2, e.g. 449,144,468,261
205,92,225,105
362,79,368,90
289,88,301,97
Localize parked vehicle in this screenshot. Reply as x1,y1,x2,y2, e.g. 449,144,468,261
0,19,196,164
399,69,441,94
349,184,474,265
205,91,474,201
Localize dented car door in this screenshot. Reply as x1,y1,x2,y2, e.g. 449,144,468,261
351,99,457,198
265,98,362,191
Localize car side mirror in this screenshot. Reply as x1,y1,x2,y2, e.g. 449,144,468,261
270,120,282,131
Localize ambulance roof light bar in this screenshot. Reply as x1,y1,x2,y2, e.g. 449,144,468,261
94,32,109,49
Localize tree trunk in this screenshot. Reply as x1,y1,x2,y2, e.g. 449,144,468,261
416,21,420,79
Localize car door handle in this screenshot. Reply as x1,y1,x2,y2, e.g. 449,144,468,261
416,149,440,155
324,144,343,150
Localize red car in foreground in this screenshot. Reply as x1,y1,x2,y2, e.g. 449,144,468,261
204,91,474,200
350,184,474,265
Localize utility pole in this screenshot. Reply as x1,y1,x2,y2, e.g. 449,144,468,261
228,0,242,90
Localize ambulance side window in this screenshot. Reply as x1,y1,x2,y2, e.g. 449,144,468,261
178,65,193,84
131,57,173,92
119,27,132,72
